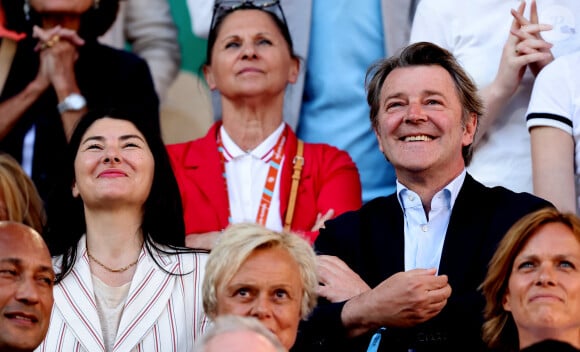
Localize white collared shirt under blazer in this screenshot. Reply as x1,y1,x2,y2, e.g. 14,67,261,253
36,236,209,351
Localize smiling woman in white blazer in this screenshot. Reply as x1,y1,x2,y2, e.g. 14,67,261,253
36,109,209,352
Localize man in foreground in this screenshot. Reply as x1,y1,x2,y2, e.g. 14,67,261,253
0,221,54,351
299,42,552,351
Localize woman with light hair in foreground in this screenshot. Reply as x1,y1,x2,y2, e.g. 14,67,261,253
195,315,286,352
202,223,318,349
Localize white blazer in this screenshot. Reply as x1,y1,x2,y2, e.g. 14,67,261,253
36,237,209,352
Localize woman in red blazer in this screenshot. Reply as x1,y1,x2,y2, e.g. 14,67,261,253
166,1,361,248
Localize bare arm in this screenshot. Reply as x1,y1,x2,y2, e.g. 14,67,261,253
476,0,553,145
0,79,48,140
530,126,576,213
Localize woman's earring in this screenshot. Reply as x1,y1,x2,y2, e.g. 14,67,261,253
93,0,100,9
23,0,30,21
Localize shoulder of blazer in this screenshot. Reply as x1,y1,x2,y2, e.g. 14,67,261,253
460,173,552,210
166,122,220,169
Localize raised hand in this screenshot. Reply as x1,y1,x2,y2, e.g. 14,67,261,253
316,255,370,302
311,208,335,232
511,0,554,76
33,25,85,92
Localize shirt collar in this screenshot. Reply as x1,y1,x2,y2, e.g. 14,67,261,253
219,123,286,161
396,169,467,211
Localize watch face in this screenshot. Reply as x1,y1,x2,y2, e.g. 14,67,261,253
66,94,86,110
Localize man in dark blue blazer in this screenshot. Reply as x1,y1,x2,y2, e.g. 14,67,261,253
293,42,552,352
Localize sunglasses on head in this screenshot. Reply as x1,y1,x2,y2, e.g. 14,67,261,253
209,0,288,33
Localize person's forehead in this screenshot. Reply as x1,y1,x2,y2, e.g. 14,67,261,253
383,65,456,92
0,228,50,265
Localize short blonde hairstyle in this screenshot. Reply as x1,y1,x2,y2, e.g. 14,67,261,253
481,207,579,351
203,223,318,320
0,153,45,233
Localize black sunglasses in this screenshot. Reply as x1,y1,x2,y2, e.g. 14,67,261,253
209,0,288,33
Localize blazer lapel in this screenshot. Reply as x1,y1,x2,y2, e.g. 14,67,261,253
363,196,405,286
54,238,106,352
438,175,486,288
183,123,229,227
113,247,178,352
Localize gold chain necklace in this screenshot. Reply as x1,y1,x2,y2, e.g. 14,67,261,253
87,250,138,273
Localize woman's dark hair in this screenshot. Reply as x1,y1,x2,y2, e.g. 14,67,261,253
205,4,297,65
2,0,119,40
44,108,193,282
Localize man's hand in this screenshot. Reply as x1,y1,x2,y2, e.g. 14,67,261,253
341,268,451,337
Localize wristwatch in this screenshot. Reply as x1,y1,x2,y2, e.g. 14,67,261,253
57,93,86,114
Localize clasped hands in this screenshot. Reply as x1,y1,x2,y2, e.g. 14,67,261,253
495,0,554,98
31,25,85,91
33,25,85,52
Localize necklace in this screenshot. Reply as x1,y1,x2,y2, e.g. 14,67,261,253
87,250,139,273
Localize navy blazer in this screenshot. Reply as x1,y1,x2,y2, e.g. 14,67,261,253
294,174,551,352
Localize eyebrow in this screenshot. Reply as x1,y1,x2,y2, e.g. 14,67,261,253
221,31,275,42
0,258,55,275
517,253,580,261
80,134,146,145
387,89,445,98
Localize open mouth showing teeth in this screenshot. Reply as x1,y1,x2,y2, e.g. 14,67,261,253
402,135,433,142
5,313,37,323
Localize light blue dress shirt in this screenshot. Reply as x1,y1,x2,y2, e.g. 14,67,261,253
397,170,466,273
297,0,396,203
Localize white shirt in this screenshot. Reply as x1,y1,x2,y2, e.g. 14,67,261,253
220,123,285,231
397,170,466,272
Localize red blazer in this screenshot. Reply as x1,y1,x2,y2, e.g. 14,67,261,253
166,122,362,243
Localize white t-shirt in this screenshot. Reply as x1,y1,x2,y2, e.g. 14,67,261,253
411,0,580,193
526,51,580,212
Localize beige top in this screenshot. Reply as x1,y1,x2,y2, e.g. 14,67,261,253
93,275,131,352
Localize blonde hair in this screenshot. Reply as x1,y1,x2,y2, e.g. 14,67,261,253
0,153,45,233
481,207,579,351
203,223,318,320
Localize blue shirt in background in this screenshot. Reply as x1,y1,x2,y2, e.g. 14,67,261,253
297,0,396,203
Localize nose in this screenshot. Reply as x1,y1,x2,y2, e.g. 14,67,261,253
15,277,40,305
103,146,121,164
535,264,556,286
250,295,272,320
241,43,258,60
404,102,427,123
